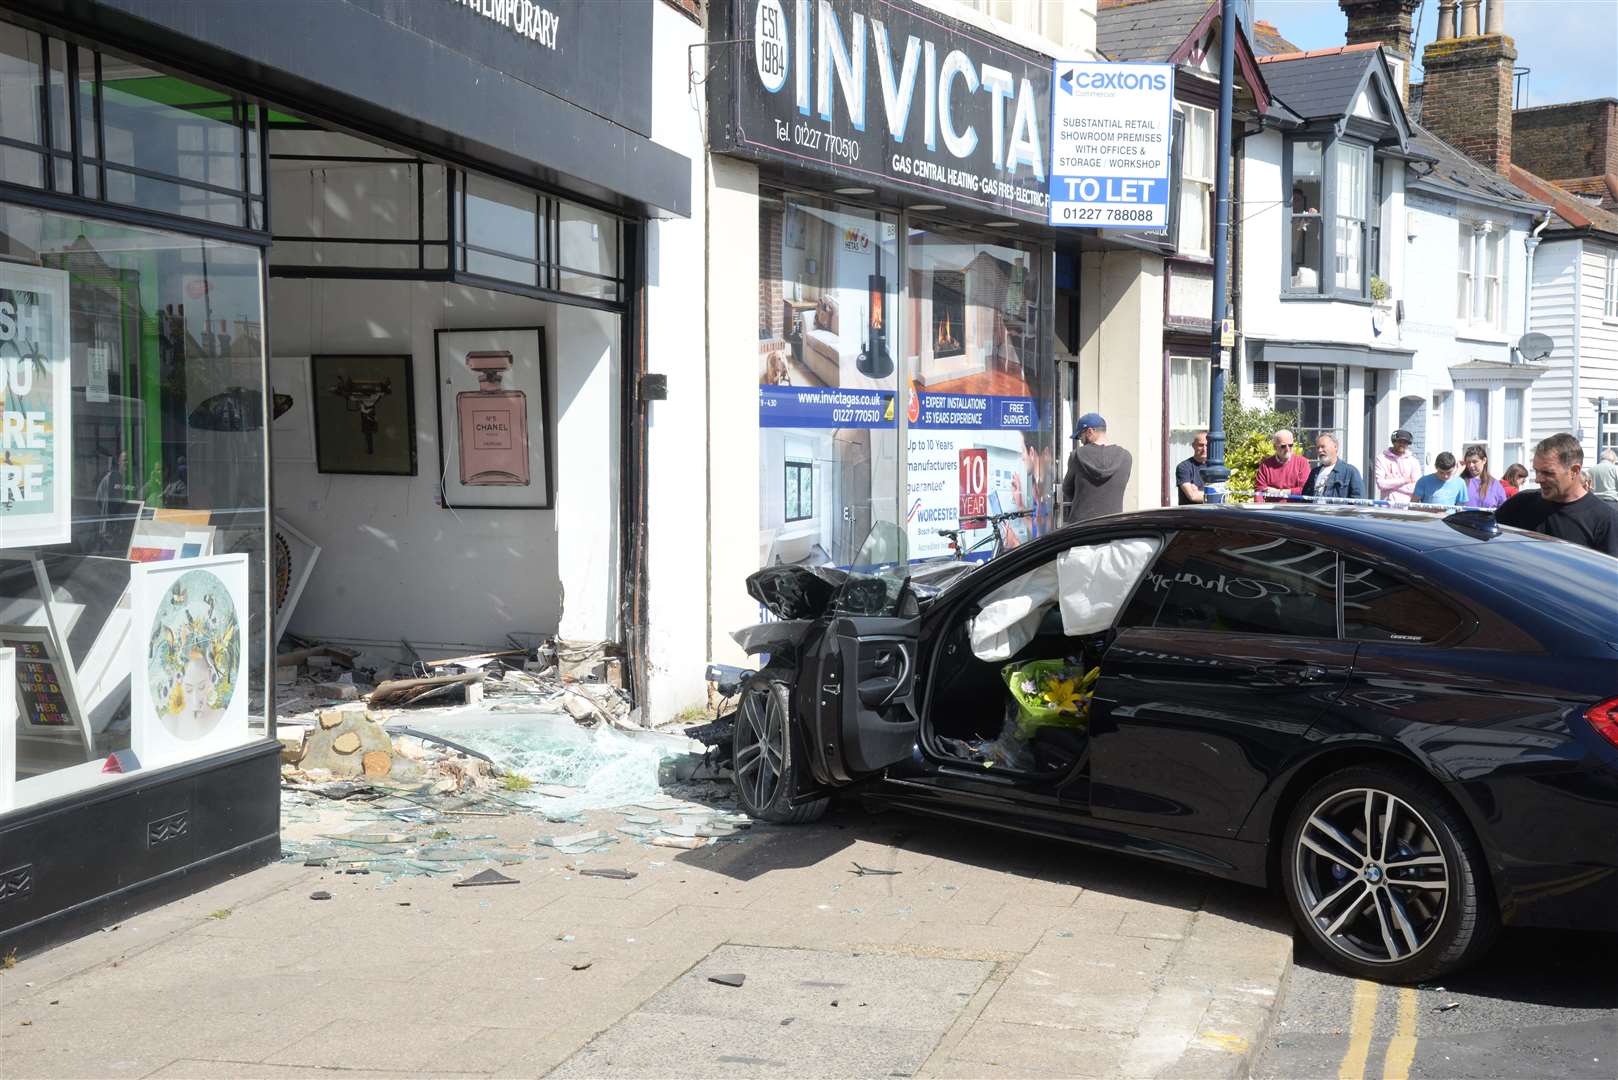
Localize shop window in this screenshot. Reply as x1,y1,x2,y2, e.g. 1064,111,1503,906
784,458,813,522
907,223,1050,557
0,18,265,231
1168,354,1210,473
1176,104,1214,259
756,192,902,568
1457,223,1503,331
1122,530,1339,639
1272,363,1345,452
1,201,268,811
558,201,621,302
268,120,623,305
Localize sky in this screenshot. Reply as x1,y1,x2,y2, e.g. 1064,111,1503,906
1246,0,1618,108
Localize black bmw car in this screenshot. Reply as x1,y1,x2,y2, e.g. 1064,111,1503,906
706,505,1618,983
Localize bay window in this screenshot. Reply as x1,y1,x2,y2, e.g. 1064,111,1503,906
1284,136,1379,299
1457,223,1504,331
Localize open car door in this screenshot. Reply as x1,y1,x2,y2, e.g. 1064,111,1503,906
806,567,921,786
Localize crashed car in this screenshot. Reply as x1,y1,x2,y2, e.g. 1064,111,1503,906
702,506,1618,983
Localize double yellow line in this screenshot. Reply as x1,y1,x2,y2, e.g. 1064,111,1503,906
1338,980,1420,1080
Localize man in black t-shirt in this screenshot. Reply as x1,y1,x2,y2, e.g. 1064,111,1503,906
1495,433,1618,556
1175,431,1209,505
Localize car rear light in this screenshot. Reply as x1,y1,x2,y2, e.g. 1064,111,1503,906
1588,698,1618,749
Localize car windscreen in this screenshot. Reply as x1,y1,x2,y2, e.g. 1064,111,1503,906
1463,540,1618,645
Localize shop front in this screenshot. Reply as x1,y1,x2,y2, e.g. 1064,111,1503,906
707,0,1068,636
0,0,691,955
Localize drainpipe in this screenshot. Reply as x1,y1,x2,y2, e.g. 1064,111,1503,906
1569,232,1584,439
1522,209,1549,342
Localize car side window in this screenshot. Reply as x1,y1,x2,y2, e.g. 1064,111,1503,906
1342,558,1466,644
1120,529,1339,638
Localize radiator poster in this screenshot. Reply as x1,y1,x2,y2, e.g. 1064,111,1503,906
0,264,71,548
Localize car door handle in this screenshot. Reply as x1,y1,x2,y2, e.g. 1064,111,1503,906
1257,661,1330,685
858,676,901,706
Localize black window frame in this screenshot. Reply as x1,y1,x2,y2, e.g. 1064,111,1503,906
0,19,267,243
1281,133,1381,304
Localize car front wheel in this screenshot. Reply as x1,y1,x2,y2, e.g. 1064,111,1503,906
731,678,828,825
1282,765,1497,983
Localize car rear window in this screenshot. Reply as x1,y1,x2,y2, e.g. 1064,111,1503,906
1342,558,1468,644
1461,541,1618,644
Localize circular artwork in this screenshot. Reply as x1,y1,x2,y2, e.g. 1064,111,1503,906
148,569,241,741
273,531,292,610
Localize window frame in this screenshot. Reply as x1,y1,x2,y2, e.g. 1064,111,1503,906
1456,220,1506,333
1271,362,1347,452
1604,250,1618,321
1282,134,1379,302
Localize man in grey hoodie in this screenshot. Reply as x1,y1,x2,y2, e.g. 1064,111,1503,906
1062,412,1133,523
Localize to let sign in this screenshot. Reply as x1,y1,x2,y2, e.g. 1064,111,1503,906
1048,61,1174,229
959,448,987,522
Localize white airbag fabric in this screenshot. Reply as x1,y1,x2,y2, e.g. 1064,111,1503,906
967,537,1161,661
968,564,1058,661
1057,537,1161,636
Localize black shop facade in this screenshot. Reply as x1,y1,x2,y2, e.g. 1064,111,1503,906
0,0,688,955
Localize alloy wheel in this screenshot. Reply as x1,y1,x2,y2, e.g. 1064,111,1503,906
734,684,787,811
1293,787,1451,965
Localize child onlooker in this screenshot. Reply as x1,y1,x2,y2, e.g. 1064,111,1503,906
1460,444,1509,508
1412,451,1465,508
1502,463,1528,496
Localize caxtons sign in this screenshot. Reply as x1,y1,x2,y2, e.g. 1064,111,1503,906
714,0,1053,220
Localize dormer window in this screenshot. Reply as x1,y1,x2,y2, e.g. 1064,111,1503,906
1283,136,1379,300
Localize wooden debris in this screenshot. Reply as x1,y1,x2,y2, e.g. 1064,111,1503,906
369,671,485,709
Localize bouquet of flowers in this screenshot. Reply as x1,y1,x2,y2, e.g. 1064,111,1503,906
1000,659,1100,739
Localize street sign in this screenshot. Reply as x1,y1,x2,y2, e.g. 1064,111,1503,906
959,448,988,522
1048,61,1175,230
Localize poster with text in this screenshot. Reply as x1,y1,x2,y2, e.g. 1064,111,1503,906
1049,61,1175,229
0,264,72,547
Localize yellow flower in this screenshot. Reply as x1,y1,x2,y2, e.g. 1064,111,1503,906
1041,676,1081,715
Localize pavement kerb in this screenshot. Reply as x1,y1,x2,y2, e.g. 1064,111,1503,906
1236,939,1295,1080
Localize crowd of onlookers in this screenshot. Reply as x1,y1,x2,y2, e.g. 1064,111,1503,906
1169,426,1618,556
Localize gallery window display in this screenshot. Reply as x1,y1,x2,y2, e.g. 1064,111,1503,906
0,202,268,811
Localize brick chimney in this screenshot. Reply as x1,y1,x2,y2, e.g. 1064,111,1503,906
1420,0,1517,173
1513,99,1618,185
1338,0,1421,101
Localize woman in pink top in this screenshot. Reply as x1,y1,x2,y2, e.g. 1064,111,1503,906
1255,430,1311,501
1374,429,1421,506
1460,444,1509,508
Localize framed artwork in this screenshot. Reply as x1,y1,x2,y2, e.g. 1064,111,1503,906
272,514,321,645
0,624,87,751
311,354,417,476
129,553,250,768
434,327,552,509
1,647,14,810
270,355,316,463
0,263,72,547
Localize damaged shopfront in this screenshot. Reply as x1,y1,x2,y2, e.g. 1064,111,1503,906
705,0,1074,643
0,0,691,955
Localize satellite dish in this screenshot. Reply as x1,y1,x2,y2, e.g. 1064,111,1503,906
1517,332,1554,362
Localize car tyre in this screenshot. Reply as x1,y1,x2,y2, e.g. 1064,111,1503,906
1281,765,1497,983
731,678,828,825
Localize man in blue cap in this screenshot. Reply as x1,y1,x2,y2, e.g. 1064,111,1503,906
1062,412,1133,523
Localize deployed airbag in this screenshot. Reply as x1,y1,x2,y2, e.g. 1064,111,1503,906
968,537,1161,660
1057,537,1161,636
